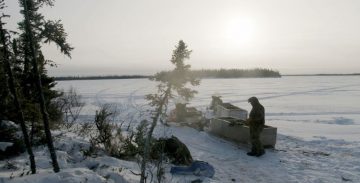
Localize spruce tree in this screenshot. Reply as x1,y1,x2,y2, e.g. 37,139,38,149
17,0,72,119
18,0,73,173
140,40,200,182
0,0,36,174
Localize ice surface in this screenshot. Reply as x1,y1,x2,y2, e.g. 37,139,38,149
56,76,360,140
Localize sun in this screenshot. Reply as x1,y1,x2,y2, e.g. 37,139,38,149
223,17,257,48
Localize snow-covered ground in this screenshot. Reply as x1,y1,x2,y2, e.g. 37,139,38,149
1,76,360,182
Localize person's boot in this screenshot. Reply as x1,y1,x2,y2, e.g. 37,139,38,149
247,151,257,156
256,150,265,157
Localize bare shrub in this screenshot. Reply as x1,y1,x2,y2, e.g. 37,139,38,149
90,105,114,152
77,121,94,137
55,87,84,129
120,120,149,159
78,104,155,164
87,104,130,158
134,120,148,154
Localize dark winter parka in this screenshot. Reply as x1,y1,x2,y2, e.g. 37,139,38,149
248,97,265,126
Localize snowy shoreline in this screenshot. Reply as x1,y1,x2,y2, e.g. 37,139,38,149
1,126,359,183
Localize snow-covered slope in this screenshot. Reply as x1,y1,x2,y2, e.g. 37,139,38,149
1,126,359,182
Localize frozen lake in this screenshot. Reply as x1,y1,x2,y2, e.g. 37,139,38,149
3,76,359,183
56,76,360,141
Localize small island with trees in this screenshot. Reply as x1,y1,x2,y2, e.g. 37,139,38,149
190,68,281,78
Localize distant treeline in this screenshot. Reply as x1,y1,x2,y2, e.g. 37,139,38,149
316,73,360,76
190,68,281,78
55,75,150,81
284,73,360,76
54,68,281,81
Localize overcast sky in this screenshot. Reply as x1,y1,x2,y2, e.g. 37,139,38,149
3,0,360,76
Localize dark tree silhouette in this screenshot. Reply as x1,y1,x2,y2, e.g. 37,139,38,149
18,0,73,173
140,40,200,183
20,0,60,173
16,0,72,127
0,1,36,174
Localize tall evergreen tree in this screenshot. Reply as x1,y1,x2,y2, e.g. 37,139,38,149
17,0,72,117
140,40,200,182
18,0,73,173
0,7,36,173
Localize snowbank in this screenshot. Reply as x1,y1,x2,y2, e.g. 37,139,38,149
7,168,105,183
1,124,359,183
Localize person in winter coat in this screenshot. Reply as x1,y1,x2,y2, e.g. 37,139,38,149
246,96,265,157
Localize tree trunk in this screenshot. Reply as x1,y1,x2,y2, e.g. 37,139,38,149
0,20,36,174
140,87,171,183
21,0,60,173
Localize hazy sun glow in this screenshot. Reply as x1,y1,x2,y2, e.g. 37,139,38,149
223,17,257,49
4,0,359,75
